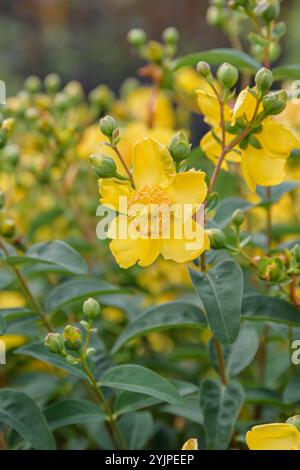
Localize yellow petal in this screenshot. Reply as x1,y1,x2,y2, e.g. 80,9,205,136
127,87,175,128
132,137,175,188
232,87,262,124
1,335,26,351
196,90,232,126
174,66,214,96
258,118,300,159
200,130,240,167
161,218,210,263
99,178,133,212
246,423,300,450
166,171,207,208
108,215,161,268
182,438,198,450
241,147,287,192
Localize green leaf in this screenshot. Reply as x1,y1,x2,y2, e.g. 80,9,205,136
245,388,284,408
16,342,88,379
44,399,105,430
0,308,36,327
213,197,253,229
0,389,56,450
172,48,261,72
0,314,7,335
162,397,203,424
6,240,88,275
101,364,183,405
283,371,300,405
119,412,154,450
111,302,206,354
210,326,259,377
114,379,198,416
257,182,300,205
200,379,245,450
44,277,124,312
242,295,300,327
272,64,300,81
190,260,243,345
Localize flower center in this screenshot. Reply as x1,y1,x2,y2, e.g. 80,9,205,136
128,186,171,207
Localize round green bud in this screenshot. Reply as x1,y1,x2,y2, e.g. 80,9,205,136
83,297,101,320
217,63,239,89
89,84,115,108
286,416,300,432
263,90,287,115
44,73,62,94
127,28,147,47
197,61,212,78
162,27,179,44
99,115,117,137
23,75,42,94
168,131,191,162
262,1,280,23
145,40,164,62
206,6,227,27
2,118,15,137
64,81,84,103
206,228,227,249
232,209,245,227
44,333,66,355
0,217,15,238
90,154,117,178
255,68,273,95
63,325,83,351
53,92,70,112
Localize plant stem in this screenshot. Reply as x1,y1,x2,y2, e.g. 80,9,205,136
266,187,272,254
112,144,134,186
213,338,227,385
80,354,127,450
0,237,53,332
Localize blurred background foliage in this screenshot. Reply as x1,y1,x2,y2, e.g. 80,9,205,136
0,0,298,96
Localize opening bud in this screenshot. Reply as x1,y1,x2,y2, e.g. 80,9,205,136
99,115,117,138
232,209,245,227
44,333,66,356
217,63,239,89
90,154,117,178
127,28,147,47
206,228,227,249
63,325,83,351
83,298,101,320
168,131,191,162
162,27,179,44
255,68,273,95
263,90,287,115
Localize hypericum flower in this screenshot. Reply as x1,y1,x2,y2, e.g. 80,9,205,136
198,87,300,191
99,137,209,268
246,423,300,450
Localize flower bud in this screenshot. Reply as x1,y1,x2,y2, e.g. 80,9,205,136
127,28,147,47
144,41,164,62
261,1,280,23
90,154,117,178
206,228,227,249
263,90,287,115
2,118,15,137
23,75,42,94
232,209,245,227
217,63,239,89
63,325,83,351
99,115,117,137
64,81,84,104
83,297,101,320
4,144,19,166
255,68,273,95
286,416,300,432
53,92,70,112
44,73,62,94
162,27,179,44
0,217,16,238
196,61,212,78
168,131,191,162
206,6,227,27
44,333,66,356
89,84,115,109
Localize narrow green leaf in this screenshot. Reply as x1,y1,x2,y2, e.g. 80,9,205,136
242,295,300,326
190,260,243,345
6,240,88,275
0,308,36,327
44,277,124,312
111,302,206,354
162,397,203,424
200,379,245,450
119,412,154,450
16,342,88,379
272,64,300,81
101,364,183,405
173,48,261,72
44,399,105,430
0,389,56,450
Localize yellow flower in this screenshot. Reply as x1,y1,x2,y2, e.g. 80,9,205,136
246,423,300,450
99,137,209,268
1,335,27,351
198,87,300,191
182,438,198,450
126,87,175,128
174,67,213,97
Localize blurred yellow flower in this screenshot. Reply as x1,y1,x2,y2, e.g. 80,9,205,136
99,137,209,268
0,291,25,308
1,335,26,351
126,87,175,128
198,87,300,191
246,423,300,450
